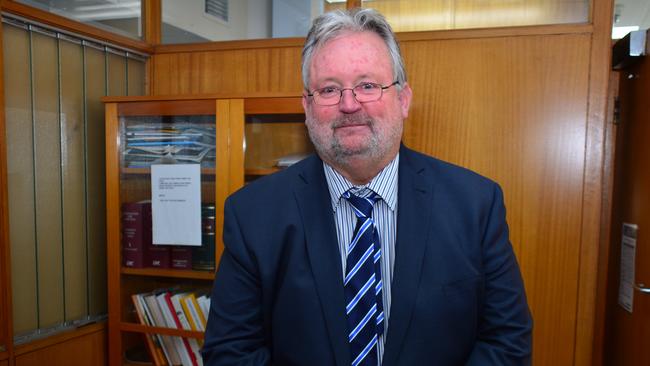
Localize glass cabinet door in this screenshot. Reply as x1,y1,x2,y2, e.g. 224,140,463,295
116,99,222,274
243,98,311,183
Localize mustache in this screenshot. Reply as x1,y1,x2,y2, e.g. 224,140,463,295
331,115,373,128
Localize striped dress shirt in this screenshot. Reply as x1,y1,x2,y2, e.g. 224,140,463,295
323,154,399,365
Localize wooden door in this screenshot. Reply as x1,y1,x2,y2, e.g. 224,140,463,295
604,46,650,366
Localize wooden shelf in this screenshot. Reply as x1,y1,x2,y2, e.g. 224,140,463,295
245,167,281,176
121,267,215,280
120,322,204,339
121,167,216,175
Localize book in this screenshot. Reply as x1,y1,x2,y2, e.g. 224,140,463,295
171,246,193,270
143,294,182,365
197,295,211,322
171,294,203,365
156,292,197,366
192,204,216,271
131,294,165,365
124,121,216,168
181,293,207,333
146,243,171,268
137,294,177,365
142,202,171,268
122,202,149,268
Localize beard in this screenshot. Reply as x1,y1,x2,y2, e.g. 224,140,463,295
306,112,402,167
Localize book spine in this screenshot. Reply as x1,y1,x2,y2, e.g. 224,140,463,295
157,293,195,366
131,294,164,366
189,294,207,331
171,246,193,270
171,295,203,365
192,204,216,271
181,295,205,332
144,203,171,268
144,294,181,365
137,294,173,365
122,202,146,268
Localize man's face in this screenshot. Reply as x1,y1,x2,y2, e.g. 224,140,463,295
302,31,412,167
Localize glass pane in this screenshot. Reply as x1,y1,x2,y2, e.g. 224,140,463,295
612,0,650,39
119,105,217,272
160,0,591,44
362,0,590,31
162,0,331,43
16,0,142,39
4,23,38,336
60,37,88,322
244,114,313,183
32,31,65,330
84,45,108,316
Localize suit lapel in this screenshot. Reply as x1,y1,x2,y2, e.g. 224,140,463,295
293,155,350,366
383,147,434,365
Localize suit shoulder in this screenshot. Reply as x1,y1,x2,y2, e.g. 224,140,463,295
405,148,498,190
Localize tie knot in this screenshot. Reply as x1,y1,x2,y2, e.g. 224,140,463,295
343,190,380,219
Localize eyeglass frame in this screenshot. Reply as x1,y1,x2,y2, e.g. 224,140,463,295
306,80,400,106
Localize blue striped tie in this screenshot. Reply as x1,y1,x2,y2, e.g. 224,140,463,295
343,190,384,366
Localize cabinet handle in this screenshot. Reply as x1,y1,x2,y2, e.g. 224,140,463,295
634,283,650,294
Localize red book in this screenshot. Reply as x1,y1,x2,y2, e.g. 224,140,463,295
142,203,171,268
121,202,147,268
171,246,192,270
147,244,171,268
163,293,198,366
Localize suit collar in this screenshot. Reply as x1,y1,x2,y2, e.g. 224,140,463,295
383,145,434,365
323,154,400,212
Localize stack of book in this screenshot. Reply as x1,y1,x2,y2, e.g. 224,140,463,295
123,122,216,168
131,289,211,366
122,201,216,271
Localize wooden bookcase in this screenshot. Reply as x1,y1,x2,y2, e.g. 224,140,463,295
103,94,306,366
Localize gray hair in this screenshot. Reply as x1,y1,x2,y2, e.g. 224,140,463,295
301,8,407,91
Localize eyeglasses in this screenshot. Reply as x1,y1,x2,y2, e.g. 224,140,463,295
307,81,400,106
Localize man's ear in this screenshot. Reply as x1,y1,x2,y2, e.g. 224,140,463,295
302,93,309,113
398,83,412,119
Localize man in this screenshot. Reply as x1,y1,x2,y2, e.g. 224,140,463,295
202,8,532,366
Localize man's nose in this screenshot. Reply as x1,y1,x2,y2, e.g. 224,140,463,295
339,89,362,113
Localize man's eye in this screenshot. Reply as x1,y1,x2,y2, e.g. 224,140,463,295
357,83,379,92
319,87,339,96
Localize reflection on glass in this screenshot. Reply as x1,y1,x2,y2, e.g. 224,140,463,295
160,0,592,44
244,113,313,183
361,0,589,31
162,0,335,43
16,0,142,39
611,0,649,39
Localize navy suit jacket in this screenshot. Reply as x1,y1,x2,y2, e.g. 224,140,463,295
202,146,532,365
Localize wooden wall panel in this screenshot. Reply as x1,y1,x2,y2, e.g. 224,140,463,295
365,0,589,31
15,326,106,366
151,47,303,95
150,29,599,366
401,33,591,365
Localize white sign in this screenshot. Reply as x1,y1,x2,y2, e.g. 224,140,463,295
618,223,638,313
151,164,202,246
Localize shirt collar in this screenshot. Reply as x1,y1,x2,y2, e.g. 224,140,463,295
323,153,399,212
